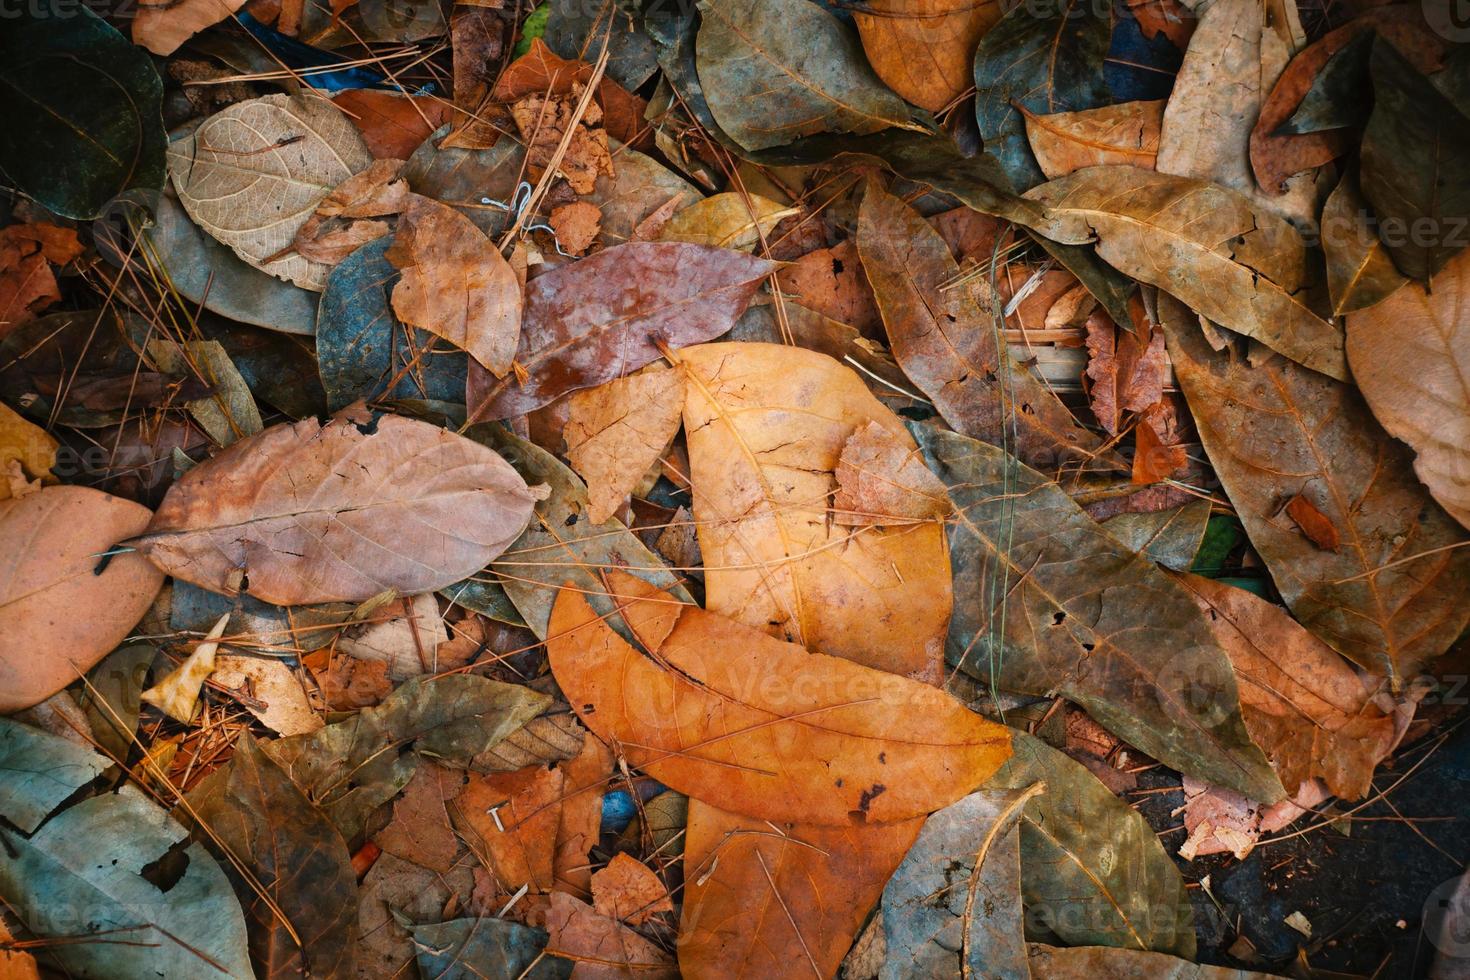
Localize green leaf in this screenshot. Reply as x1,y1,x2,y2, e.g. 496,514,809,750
515,4,551,58
911,422,1285,803
262,674,550,841
972,0,1112,191
0,2,165,219
467,425,691,639
187,735,358,980
0,719,253,979
1361,39,1470,281
1190,515,1244,577
985,732,1196,958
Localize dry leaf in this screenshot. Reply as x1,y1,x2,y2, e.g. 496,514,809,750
1021,100,1164,179
853,0,1002,112
546,569,1012,826
858,182,1116,473
552,729,613,899
1134,400,1189,485
0,223,81,336
489,37,650,149
467,243,774,421
511,86,614,195
550,201,603,256
1173,572,1396,799
332,90,454,160
292,158,409,265
679,799,921,979
1284,493,1340,552
564,366,686,524
1321,174,1407,316
832,420,952,526
1346,248,1470,529
336,593,450,680
132,0,248,55
0,486,163,713
308,652,393,710
454,764,562,893
387,194,523,377
1029,166,1344,380
774,240,882,335
141,612,228,723
591,853,671,925
136,414,542,606
674,342,953,682
0,401,57,501
167,94,373,290
657,192,797,252
545,891,677,979
1084,311,1169,437
373,762,464,874
1160,292,1470,686
1177,775,1328,861
212,653,322,736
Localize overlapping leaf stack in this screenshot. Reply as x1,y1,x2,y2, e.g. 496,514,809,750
1,0,1468,977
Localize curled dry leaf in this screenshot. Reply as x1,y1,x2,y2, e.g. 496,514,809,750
1177,775,1328,861
679,799,921,979
140,612,227,724
1160,293,1470,686
675,342,952,682
468,243,774,421
696,0,927,152
1021,100,1164,179
1028,166,1344,381
546,892,677,979
212,654,323,737
547,569,1012,825
387,194,523,377
832,420,952,526
857,182,1116,474
136,414,542,606
853,0,1002,112
0,223,82,337
167,94,373,291
0,485,163,713
1346,247,1470,530
1084,310,1169,437
336,592,449,681
1173,572,1397,800
490,38,649,149
292,158,409,266
511,86,614,195
591,853,671,925
564,365,686,525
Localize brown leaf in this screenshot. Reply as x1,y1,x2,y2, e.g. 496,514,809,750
1346,247,1470,530
1250,7,1443,195
852,0,1001,112
373,761,464,873
291,159,409,265
132,0,248,55
453,764,563,893
0,486,163,713
0,401,58,501
386,194,522,376
1177,775,1328,861
1321,174,1407,317
1084,311,1169,437
480,712,587,771
490,38,650,149
511,85,615,195
1021,100,1164,179
674,342,952,682
0,224,81,337
545,892,677,979
550,201,603,256
774,240,882,336
1029,166,1344,381
466,243,775,421
1160,292,1470,686
136,415,542,605
1173,572,1397,799
444,1,508,149
213,654,322,736
857,181,1116,473
1284,493,1341,552
832,420,952,526
547,569,1012,825
679,799,921,979
565,366,686,524
332,90,454,160
1029,941,1281,978
591,853,671,926
335,593,450,680
657,192,797,252
1133,400,1189,485
307,651,393,710
552,729,614,899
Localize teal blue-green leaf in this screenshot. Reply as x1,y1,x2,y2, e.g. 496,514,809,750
0,2,165,219
985,732,1196,958
544,0,658,90
0,719,253,979
411,917,570,980
317,237,467,412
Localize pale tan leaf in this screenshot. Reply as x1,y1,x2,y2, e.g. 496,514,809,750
212,653,322,736
657,192,797,251
0,401,57,502
565,366,686,525
335,593,449,681
167,94,373,290
141,613,228,724
132,0,247,56
1021,99,1163,179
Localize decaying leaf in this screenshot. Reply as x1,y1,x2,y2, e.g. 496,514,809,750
373,761,463,874
467,243,774,421
0,223,82,337
1172,572,1396,800
146,338,263,447
680,799,921,979
1103,499,1212,572
857,182,1115,474
136,414,542,605
832,420,952,526
0,485,163,713
548,569,1011,825
291,158,409,266
675,342,953,682
657,191,796,251
132,0,249,55
853,0,1001,113
454,764,563,893
1029,943,1278,978
1021,100,1164,179
1347,248,1470,529
913,422,1285,803
564,366,686,524
0,401,57,500
212,654,322,736
490,37,649,149
1028,166,1344,380
1084,310,1169,437
1160,293,1470,686
1321,173,1407,316
335,592,449,680
546,892,677,978
387,194,522,377
696,0,926,152
511,84,616,195
167,94,374,290
592,853,671,925
552,731,614,898
411,917,565,979
140,612,228,724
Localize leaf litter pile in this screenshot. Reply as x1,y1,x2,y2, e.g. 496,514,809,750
3,0,1470,977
